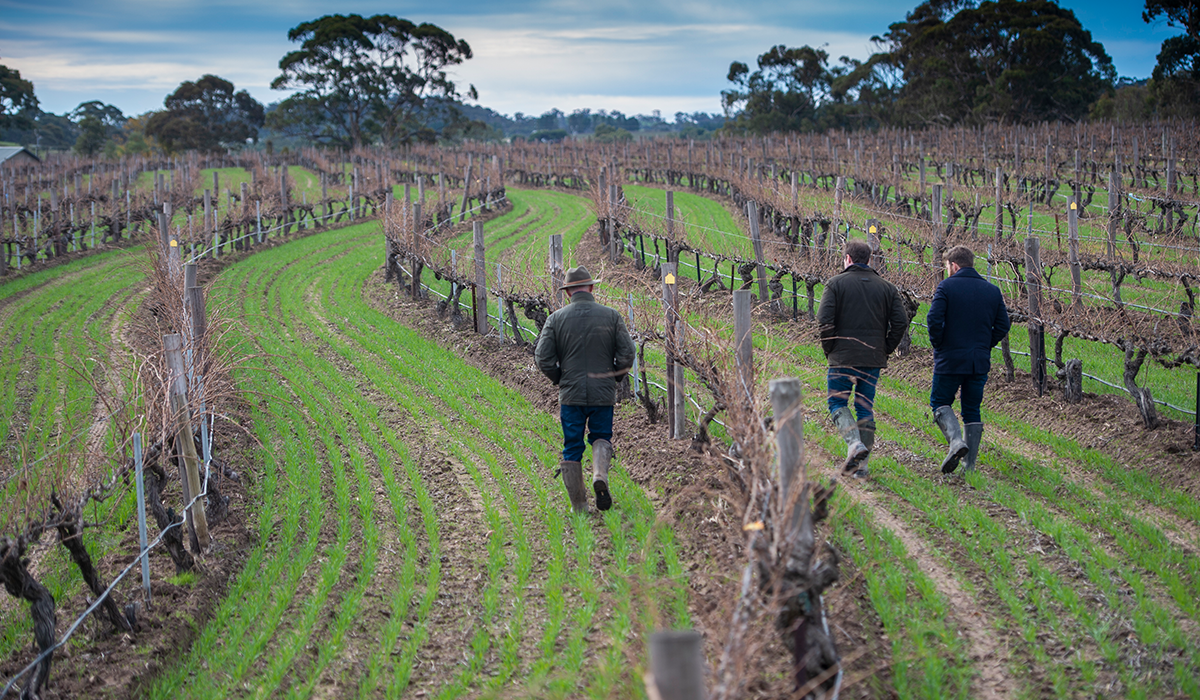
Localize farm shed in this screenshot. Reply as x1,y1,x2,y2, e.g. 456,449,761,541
0,146,41,166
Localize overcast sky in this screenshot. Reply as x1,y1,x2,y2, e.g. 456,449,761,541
0,0,1178,121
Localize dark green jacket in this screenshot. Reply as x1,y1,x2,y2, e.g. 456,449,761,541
535,291,636,406
816,264,910,368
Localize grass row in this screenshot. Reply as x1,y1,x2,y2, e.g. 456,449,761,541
0,247,144,662
149,204,688,697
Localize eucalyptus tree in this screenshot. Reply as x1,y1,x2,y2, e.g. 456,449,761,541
269,14,476,147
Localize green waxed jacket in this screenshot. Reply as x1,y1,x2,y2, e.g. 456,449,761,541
535,291,636,406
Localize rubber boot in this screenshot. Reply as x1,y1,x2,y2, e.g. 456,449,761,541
962,423,984,471
854,419,876,479
560,460,588,513
591,439,613,511
831,407,870,473
933,406,969,474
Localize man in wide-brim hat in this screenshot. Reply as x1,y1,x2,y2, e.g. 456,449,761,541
535,265,636,513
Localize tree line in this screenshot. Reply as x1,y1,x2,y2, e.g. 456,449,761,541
721,0,1200,133
4,1,1195,155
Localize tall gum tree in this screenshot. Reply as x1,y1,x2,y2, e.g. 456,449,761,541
881,0,1115,125
270,14,475,147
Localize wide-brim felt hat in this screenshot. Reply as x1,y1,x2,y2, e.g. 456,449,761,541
560,266,594,289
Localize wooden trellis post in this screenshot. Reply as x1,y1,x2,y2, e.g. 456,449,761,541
666,190,675,259
548,233,564,309
649,630,707,700
1107,169,1119,258
1025,237,1046,396
473,221,488,334
163,333,210,551
867,219,882,271
994,166,1003,245
733,289,753,404
746,201,769,303
460,155,473,223
770,377,805,533
662,262,678,438
1068,200,1081,309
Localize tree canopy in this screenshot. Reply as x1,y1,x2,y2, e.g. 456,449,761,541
722,0,1116,133
721,45,832,133
269,14,475,147
145,75,264,153
883,0,1114,125
1142,0,1200,116
70,101,126,156
0,62,37,131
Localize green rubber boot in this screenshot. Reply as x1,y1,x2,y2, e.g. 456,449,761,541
962,423,984,471
831,407,870,473
933,406,969,474
854,418,876,479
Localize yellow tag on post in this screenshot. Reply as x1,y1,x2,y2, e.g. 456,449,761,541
169,239,177,247
869,225,877,233
665,273,676,285
1070,202,1077,210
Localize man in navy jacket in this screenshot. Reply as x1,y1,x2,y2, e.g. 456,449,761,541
926,245,1011,473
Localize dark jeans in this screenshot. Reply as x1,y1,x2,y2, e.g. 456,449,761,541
827,367,881,422
929,373,988,423
560,405,614,462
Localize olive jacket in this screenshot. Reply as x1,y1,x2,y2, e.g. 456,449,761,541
535,291,636,406
816,264,910,368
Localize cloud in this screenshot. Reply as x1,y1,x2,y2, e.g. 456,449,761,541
454,22,876,116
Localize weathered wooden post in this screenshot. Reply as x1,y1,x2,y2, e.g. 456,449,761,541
188,285,207,351
746,201,769,303
1061,358,1083,403
610,182,620,262
163,333,210,551
867,219,882,271
673,314,686,440
932,183,943,227
1107,169,1119,258
459,155,473,223
1068,200,1081,309
770,377,805,534
1025,237,1046,396
133,432,151,603
649,630,707,700
473,221,488,333
1166,140,1176,231
548,233,564,309
203,187,212,237
994,166,1004,245
733,289,753,405
666,190,675,259
662,262,678,437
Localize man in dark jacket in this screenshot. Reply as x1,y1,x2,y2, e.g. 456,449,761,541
817,240,911,477
926,245,1011,473
536,266,636,512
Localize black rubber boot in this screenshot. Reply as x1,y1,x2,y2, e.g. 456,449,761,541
591,439,613,511
962,423,984,471
933,407,969,474
831,407,869,473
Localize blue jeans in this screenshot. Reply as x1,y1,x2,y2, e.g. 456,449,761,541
929,373,988,424
826,367,881,422
560,405,614,462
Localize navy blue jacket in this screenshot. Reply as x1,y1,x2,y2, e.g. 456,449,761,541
927,267,1011,375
